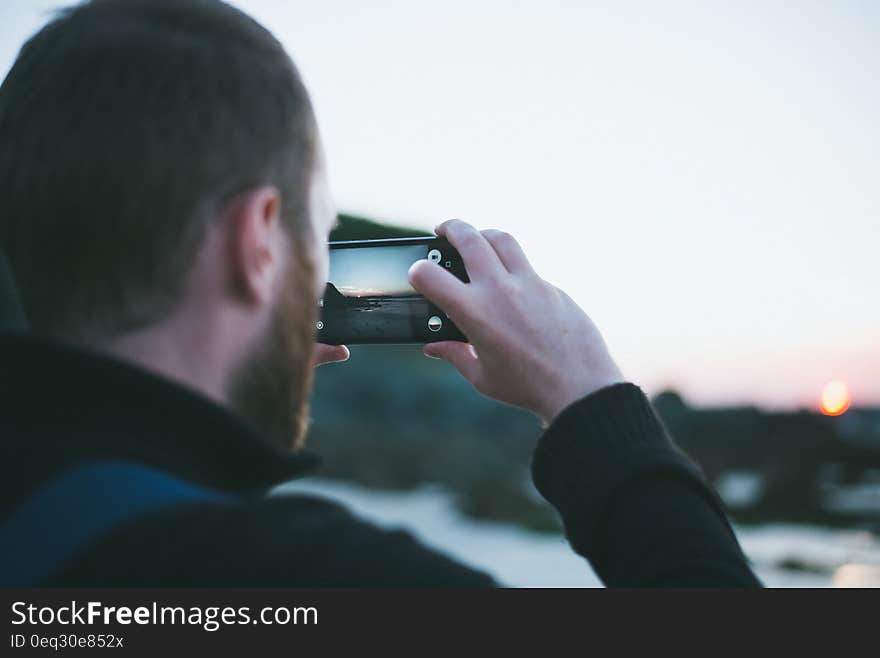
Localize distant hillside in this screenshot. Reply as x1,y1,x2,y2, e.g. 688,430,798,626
332,213,430,241
318,214,880,535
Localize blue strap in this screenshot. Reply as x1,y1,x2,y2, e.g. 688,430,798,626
0,459,235,586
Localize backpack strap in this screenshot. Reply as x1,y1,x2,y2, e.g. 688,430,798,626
0,459,236,586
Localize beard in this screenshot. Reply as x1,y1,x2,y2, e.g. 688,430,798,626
225,245,317,451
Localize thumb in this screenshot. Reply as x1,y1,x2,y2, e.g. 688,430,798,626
424,341,482,385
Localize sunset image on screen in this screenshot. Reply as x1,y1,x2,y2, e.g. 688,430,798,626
820,380,851,416
329,244,427,298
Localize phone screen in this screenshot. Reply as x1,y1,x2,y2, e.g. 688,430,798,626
318,239,466,345
328,244,426,298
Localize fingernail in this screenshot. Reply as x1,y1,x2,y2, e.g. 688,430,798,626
424,352,441,360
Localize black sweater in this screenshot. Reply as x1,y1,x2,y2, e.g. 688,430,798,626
0,334,760,587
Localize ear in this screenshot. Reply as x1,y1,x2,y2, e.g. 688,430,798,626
226,185,286,306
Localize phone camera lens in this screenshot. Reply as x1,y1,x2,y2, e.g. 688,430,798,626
316,320,324,330
427,249,442,263
427,315,443,332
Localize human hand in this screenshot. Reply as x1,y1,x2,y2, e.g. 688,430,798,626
408,219,624,424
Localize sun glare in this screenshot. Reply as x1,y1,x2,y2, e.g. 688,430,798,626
820,380,851,416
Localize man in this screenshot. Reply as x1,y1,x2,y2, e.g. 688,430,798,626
0,0,759,587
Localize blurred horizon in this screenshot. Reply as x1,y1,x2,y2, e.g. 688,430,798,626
2,0,877,410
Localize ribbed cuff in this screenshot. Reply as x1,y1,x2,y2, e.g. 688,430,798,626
531,383,712,556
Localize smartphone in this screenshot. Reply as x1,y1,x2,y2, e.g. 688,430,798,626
317,237,469,344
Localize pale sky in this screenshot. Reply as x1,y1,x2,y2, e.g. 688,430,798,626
330,244,425,297
2,0,878,409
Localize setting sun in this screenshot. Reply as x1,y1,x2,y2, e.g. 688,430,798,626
820,380,851,416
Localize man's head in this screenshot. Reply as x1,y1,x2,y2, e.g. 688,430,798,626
0,0,336,448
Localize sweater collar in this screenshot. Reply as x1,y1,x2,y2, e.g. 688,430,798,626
0,333,319,510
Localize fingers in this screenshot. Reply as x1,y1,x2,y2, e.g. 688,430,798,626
480,229,533,274
408,259,469,316
313,343,350,367
423,341,482,384
435,219,504,281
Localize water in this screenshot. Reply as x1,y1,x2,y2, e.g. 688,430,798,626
274,478,880,588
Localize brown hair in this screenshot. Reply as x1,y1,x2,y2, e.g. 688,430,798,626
0,0,317,340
